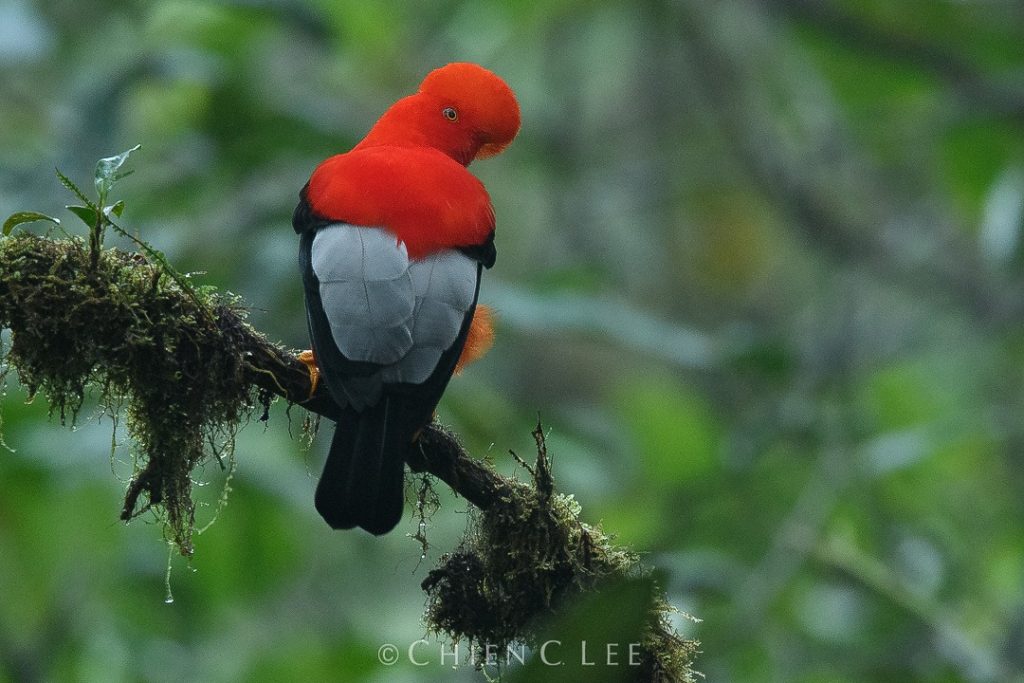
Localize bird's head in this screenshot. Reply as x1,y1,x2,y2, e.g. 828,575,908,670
357,63,521,166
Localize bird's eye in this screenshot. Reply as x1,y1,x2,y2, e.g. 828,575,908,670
442,107,458,121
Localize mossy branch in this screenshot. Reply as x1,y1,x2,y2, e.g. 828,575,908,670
0,231,698,680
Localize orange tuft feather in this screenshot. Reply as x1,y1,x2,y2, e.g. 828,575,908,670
454,304,495,374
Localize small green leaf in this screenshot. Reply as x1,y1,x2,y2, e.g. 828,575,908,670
104,200,126,218
3,211,61,236
95,144,141,201
66,205,99,227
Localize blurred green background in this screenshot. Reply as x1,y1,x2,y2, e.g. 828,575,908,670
2,0,1024,681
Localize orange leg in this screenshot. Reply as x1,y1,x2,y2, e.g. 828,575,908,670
298,349,320,399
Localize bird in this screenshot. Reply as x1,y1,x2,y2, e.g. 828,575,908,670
292,63,520,535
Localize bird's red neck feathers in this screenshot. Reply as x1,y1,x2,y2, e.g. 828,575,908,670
305,63,520,258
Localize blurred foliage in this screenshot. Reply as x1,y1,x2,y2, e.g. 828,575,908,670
2,0,1024,681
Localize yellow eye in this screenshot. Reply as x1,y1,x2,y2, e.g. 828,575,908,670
442,107,458,121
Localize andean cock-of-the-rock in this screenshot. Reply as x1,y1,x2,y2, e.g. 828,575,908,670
292,63,521,535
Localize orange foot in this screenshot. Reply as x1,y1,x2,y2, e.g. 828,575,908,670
298,349,320,399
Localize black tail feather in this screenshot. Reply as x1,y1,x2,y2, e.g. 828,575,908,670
314,410,359,530
314,399,409,535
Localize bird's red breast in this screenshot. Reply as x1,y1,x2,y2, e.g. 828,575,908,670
305,145,494,260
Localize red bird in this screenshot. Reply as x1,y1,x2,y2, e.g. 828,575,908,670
293,63,520,534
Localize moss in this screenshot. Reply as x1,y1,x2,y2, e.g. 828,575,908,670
0,232,700,679
0,233,269,555
421,424,699,681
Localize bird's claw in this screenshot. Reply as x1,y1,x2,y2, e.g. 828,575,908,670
298,349,320,400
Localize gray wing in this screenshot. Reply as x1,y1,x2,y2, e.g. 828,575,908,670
381,250,478,384
310,224,479,403
312,225,415,365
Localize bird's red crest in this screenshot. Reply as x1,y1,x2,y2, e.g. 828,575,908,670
418,63,521,159
354,63,520,165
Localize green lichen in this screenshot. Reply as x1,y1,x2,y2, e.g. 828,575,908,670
0,233,268,555
421,425,699,680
